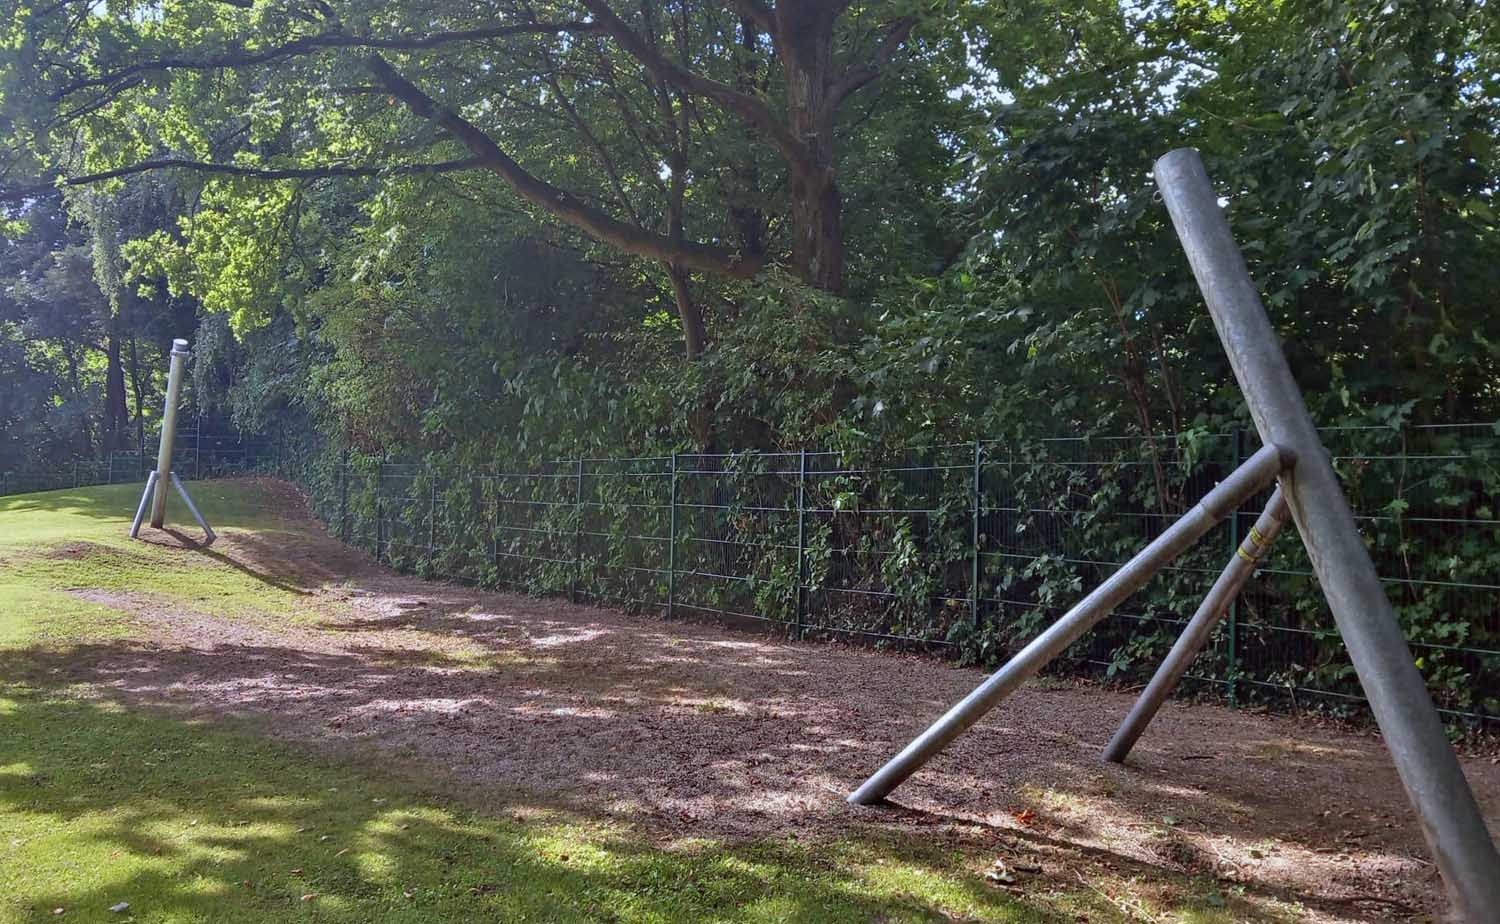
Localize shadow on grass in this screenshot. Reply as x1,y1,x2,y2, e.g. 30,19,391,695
155,528,315,597
0,683,1068,924
0,636,1400,923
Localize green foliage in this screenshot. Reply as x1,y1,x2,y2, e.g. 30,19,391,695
307,420,1500,728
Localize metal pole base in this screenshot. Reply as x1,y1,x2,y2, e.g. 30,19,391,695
1102,487,1289,764
129,471,215,545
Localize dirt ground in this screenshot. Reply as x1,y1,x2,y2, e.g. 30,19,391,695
33,495,1500,923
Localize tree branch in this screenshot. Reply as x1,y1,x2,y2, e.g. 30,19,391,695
50,21,603,100
577,0,812,171
362,53,763,279
0,157,486,202
825,14,916,113
724,0,775,33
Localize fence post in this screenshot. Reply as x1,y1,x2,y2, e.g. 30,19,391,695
1226,427,1243,706
491,476,501,585
667,453,677,619
971,440,983,628
73,459,79,489
339,449,350,542
572,458,584,604
195,411,203,481
427,473,438,575
794,449,808,641
375,463,385,563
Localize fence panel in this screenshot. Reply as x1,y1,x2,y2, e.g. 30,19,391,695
6,422,1495,727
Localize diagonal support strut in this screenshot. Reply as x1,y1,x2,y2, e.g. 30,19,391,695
1101,486,1290,764
847,442,1293,806
129,471,160,539
170,471,217,545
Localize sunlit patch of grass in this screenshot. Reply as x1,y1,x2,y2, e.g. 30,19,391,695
1018,783,1091,816
0,481,322,627
345,630,528,671
4,548,317,625
0,480,290,552
0,582,132,649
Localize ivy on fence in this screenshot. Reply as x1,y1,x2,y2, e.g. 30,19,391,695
8,422,1496,728
282,426,1500,729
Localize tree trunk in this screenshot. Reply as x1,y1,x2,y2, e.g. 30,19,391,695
128,332,145,452
775,2,845,293
789,171,844,292
104,314,128,451
60,341,92,455
667,263,707,359
729,16,768,259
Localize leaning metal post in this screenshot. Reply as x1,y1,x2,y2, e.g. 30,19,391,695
1156,147,1500,920
130,339,213,544
149,339,189,528
847,442,1292,806
1102,486,1290,764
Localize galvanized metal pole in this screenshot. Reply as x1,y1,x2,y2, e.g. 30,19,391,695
339,448,350,542
667,453,677,619
375,465,385,563
149,339,189,528
1156,147,1500,921
427,475,438,574
848,443,1291,805
491,477,501,581
1102,487,1289,764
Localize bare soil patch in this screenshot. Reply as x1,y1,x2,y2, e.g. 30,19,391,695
30,501,1500,923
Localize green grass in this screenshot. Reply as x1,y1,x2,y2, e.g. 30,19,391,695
0,481,286,550
0,481,1273,924
0,683,1058,924
0,481,324,627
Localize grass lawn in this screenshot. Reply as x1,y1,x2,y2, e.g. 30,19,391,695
0,481,1266,923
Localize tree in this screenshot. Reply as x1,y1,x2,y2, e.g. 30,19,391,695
0,199,111,459
2,0,933,359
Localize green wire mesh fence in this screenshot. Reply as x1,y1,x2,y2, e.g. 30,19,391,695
4,422,1496,727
